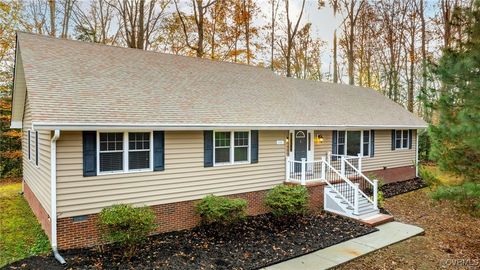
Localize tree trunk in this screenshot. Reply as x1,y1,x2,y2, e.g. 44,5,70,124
333,30,338,83
49,0,56,37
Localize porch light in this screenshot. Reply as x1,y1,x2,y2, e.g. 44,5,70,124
315,134,324,144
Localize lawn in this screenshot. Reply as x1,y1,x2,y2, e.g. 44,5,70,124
0,181,50,267
335,175,480,269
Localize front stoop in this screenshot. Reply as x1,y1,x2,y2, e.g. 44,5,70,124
359,213,394,227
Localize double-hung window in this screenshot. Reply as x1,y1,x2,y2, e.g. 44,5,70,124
128,133,151,170
98,132,152,174
395,130,409,149
214,131,250,165
336,130,370,156
99,133,124,173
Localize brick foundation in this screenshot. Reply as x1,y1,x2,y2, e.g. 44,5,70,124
27,165,414,250
23,181,52,240
365,165,416,184
56,186,325,250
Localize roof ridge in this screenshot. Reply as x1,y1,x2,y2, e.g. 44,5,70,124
16,31,273,73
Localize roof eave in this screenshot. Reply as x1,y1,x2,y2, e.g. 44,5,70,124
31,122,429,131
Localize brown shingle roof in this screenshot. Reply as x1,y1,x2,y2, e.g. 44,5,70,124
16,32,427,130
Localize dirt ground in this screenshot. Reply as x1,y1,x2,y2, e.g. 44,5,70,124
335,188,480,270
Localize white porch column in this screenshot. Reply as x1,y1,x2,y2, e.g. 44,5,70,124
340,156,345,176
321,156,326,180
373,179,379,209
357,153,362,172
354,183,360,215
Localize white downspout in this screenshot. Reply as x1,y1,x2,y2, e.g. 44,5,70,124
50,130,66,264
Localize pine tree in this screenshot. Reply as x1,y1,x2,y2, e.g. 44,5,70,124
430,0,480,182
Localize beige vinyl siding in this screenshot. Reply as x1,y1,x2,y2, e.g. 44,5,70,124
22,95,51,215
56,130,288,217
314,130,416,172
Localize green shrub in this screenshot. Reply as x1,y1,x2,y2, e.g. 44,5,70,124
377,190,385,208
195,195,247,225
98,204,157,258
265,184,309,217
419,165,440,190
431,182,480,216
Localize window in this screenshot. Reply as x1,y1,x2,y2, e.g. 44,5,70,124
346,131,361,156
214,131,250,165
35,131,39,166
234,132,249,162
99,132,124,172
128,133,151,170
98,132,153,174
28,130,31,160
394,130,409,149
363,131,370,156
337,130,370,156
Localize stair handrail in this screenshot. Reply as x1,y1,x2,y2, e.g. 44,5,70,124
322,160,358,208
343,159,376,206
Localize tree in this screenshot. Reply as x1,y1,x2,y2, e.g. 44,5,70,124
0,0,25,179
72,0,119,44
174,0,217,57
339,0,366,85
281,0,306,77
429,1,480,183
110,0,170,50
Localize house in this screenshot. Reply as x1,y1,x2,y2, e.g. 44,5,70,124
10,32,427,256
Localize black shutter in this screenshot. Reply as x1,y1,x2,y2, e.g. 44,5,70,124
408,129,413,149
153,131,165,171
83,131,97,177
204,131,213,167
370,130,375,157
391,130,396,150
332,130,338,161
251,130,258,163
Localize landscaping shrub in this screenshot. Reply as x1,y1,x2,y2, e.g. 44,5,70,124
265,184,309,217
98,204,157,258
377,190,385,208
419,165,440,190
195,195,247,225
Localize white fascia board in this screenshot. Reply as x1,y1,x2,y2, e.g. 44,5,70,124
32,122,429,131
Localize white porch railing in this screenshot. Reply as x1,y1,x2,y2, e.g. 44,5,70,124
285,154,379,214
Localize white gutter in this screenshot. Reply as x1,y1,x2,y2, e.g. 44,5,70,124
32,122,429,131
50,130,66,265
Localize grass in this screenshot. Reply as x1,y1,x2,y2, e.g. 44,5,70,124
0,181,50,267
422,164,464,185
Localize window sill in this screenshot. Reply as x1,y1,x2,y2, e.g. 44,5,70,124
213,161,251,167
98,168,153,176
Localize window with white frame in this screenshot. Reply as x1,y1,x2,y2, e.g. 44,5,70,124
395,130,409,149
337,130,370,156
99,132,124,172
98,132,152,173
128,132,151,170
214,131,250,165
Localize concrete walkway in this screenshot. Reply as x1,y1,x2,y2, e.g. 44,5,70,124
263,221,424,270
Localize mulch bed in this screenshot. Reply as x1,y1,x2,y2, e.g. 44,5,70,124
4,212,376,270
381,178,427,198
